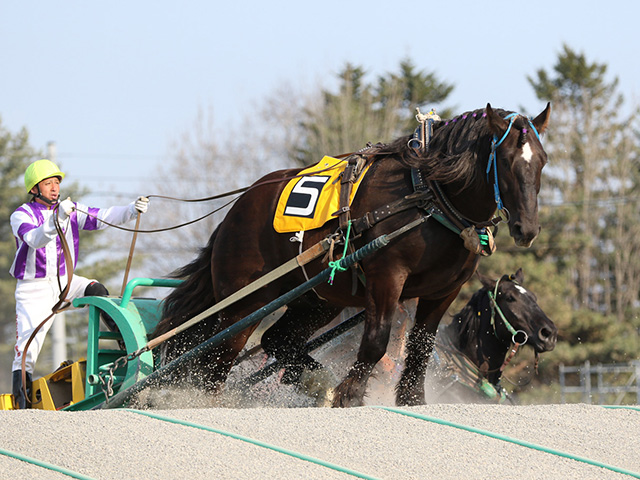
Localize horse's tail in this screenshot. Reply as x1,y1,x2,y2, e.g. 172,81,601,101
154,226,220,338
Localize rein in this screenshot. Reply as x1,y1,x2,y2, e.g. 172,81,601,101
73,196,239,234
20,204,75,404
73,156,367,235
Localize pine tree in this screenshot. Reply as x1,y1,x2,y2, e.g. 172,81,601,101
527,44,640,317
0,119,39,390
516,44,640,400
292,59,455,166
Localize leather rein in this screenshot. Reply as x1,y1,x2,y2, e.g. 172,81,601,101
20,205,75,404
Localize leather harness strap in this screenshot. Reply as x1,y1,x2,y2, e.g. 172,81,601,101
350,189,434,237
333,153,371,231
348,166,497,256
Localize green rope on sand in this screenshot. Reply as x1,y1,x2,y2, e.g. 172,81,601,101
328,221,352,285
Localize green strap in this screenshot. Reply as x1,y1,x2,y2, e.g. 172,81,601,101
432,211,492,249
488,279,518,337
431,211,461,235
328,221,352,284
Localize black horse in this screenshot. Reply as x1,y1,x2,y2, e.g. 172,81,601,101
155,103,551,407
432,268,557,402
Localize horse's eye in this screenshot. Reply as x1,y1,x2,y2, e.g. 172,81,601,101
505,294,516,302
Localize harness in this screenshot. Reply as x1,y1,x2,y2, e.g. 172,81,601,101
348,108,505,256
434,327,509,403
434,276,532,403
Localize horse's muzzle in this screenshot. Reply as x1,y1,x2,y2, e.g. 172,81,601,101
535,323,558,352
511,222,541,248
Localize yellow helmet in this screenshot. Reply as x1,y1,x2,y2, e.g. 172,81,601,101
24,159,65,193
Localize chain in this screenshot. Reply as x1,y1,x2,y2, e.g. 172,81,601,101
97,348,148,403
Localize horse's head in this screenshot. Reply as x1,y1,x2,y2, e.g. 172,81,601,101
478,268,557,354
486,103,551,247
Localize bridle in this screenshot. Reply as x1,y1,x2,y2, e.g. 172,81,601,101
486,113,542,212
434,275,540,403
486,276,537,373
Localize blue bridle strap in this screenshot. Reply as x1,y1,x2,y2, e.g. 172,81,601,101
486,113,541,212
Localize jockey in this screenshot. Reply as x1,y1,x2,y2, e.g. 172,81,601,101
8,159,149,408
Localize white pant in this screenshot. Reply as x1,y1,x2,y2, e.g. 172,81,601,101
13,274,95,373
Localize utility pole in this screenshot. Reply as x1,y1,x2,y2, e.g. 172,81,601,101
48,141,68,368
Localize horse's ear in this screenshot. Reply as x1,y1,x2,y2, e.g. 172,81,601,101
486,103,508,137
532,102,551,134
511,267,525,284
476,270,494,289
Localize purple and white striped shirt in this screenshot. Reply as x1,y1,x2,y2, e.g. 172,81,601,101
9,200,137,280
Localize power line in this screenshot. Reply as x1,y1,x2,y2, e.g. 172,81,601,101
540,195,640,208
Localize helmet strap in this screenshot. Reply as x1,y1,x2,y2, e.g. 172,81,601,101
33,185,54,205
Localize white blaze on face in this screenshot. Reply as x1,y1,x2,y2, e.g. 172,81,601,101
520,142,533,163
514,285,528,295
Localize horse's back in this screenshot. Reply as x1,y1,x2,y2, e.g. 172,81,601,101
211,167,303,301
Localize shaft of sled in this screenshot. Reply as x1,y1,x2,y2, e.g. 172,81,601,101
145,238,331,350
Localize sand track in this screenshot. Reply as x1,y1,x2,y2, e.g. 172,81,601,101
1,403,639,480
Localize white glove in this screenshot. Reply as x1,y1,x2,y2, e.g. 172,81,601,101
57,197,75,220
134,196,149,214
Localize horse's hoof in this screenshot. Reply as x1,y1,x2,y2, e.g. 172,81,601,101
331,390,364,408
331,396,362,408
317,388,335,407
281,357,324,385
299,368,336,406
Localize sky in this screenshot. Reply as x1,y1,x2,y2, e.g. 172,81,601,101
1,0,638,207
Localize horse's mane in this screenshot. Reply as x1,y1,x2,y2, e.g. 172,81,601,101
371,107,518,191
446,286,491,351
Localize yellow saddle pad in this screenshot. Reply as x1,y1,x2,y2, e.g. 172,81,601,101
273,156,370,233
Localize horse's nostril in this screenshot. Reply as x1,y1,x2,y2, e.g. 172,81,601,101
538,326,557,345
511,221,540,247
512,223,523,238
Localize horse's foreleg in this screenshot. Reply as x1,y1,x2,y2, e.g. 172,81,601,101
395,291,460,406
332,280,402,408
